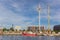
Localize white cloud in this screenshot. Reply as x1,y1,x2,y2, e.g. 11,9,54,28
51,13,60,22
0,2,39,29
49,0,60,5
0,2,32,27
0,0,60,30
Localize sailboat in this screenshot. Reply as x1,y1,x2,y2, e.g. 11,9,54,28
22,4,41,37
22,31,37,36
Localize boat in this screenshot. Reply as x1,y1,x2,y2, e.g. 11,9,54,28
22,31,37,36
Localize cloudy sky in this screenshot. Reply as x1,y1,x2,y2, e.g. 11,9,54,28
0,0,60,29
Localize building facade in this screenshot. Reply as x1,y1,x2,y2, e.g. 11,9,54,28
40,26,44,31
27,26,45,32
53,25,60,33
0,27,3,34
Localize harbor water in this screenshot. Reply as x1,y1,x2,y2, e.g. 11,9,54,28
0,35,60,40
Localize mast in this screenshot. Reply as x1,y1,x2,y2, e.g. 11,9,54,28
48,5,50,31
37,4,41,31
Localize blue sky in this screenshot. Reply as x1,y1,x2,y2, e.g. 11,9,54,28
0,0,60,30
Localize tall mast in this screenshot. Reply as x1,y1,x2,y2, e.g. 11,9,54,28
37,4,41,31
48,5,50,30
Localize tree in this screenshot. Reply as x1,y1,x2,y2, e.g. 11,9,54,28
10,27,14,31
3,28,8,31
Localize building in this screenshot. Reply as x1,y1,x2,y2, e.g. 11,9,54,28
40,26,44,31
0,27,3,34
14,26,20,31
27,26,36,32
53,25,60,33
27,26,44,32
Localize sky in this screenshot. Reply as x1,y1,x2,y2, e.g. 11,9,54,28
0,0,60,30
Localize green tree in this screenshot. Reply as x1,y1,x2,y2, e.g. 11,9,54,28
3,28,7,31
10,27,14,31
54,30,60,33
